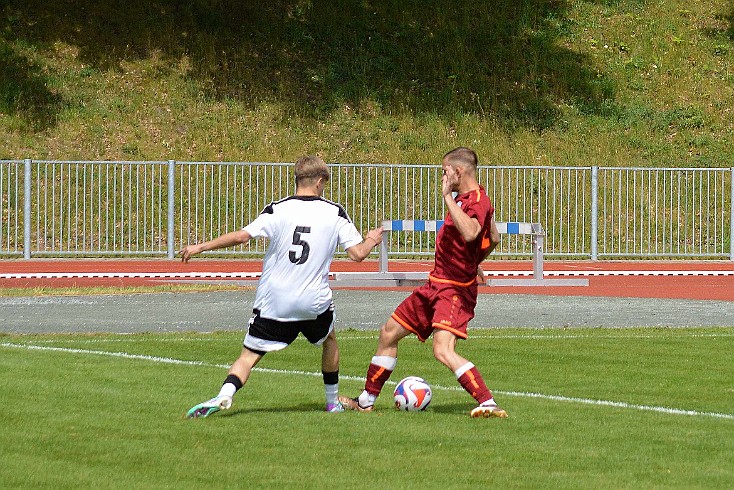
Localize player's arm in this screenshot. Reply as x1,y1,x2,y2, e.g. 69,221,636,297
346,226,384,262
179,229,252,263
442,165,481,242
444,196,482,242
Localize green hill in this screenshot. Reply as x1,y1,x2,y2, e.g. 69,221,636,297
1,0,733,167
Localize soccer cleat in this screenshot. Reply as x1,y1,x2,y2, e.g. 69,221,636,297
337,395,374,412
470,402,508,419
186,396,232,418
325,402,346,413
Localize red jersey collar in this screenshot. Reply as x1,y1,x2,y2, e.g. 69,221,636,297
455,185,484,201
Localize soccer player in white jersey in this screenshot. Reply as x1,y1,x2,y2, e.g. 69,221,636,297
180,156,383,417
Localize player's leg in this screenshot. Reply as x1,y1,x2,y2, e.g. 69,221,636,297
320,329,343,412
339,316,412,411
188,311,295,418
431,284,509,418
431,330,507,418
186,347,263,418
228,346,265,388
302,306,345,412
341,287,432,411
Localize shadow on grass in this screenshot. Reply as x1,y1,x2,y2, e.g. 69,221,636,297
218,403,325,416
207,402,487,417
3,0,616,132
426,402,483,416
0,39,64,131
723,0,734,40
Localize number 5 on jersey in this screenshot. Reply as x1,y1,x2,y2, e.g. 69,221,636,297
289,226,311,264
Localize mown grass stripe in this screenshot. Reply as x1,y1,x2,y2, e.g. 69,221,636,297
3,341,732,421
15,331,734,344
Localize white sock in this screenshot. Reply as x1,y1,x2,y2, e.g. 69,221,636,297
372,355,397,370
358,390,376,407
218,383,237,399
325,383,339,406
454,362,475,379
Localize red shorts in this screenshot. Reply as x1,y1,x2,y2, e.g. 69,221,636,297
391,279,478,342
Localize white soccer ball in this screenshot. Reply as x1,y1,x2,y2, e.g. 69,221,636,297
393,376,432,411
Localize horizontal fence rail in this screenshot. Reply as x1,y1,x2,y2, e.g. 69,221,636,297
0,160,732,260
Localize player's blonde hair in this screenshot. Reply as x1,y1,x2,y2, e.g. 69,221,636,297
294,155,330,186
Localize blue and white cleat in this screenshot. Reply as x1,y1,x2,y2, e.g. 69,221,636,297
186,396,232,418
325,402,346,413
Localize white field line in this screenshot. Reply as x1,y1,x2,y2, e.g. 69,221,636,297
19,331,734,344
465,332,734,340
0,272,261,279
2,341,733,421
2,270,734,280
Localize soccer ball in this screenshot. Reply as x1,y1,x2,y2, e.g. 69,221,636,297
393,376,432,411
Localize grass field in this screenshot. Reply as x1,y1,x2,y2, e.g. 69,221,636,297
2,327,733,488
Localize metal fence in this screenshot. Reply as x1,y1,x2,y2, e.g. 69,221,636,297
1,160,732,260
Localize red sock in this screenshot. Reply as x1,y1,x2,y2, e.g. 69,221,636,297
364,362,393,396
458,366,493,404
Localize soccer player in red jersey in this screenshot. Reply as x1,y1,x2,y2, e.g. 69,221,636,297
340,147,508,418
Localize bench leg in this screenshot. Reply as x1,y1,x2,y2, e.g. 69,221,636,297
533,234,544,280
379,235,389,273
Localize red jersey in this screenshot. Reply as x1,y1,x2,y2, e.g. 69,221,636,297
430,185,494,286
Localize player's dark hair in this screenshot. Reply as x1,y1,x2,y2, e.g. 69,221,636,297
443,147,478,170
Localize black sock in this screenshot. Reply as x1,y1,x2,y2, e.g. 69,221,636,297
322,370,339,385
223,374,243,392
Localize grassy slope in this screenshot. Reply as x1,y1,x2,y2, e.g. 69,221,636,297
1,0,733,167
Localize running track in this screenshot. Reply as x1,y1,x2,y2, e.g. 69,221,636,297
1,259,733,301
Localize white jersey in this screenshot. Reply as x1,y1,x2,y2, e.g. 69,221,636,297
243,195,363,321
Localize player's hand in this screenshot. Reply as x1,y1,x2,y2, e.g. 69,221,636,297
442,166,458,196
366,226,383,246
179,244,201,263
476,265,486,284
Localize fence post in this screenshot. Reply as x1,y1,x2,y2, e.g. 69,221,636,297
590,165,598,261
730,167,734,261
167,160,175,259
23,159,32,259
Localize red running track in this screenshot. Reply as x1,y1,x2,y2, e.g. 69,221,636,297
1,259,733,301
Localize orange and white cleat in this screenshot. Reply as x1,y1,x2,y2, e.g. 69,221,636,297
338,395,374,412
470,402,508,418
